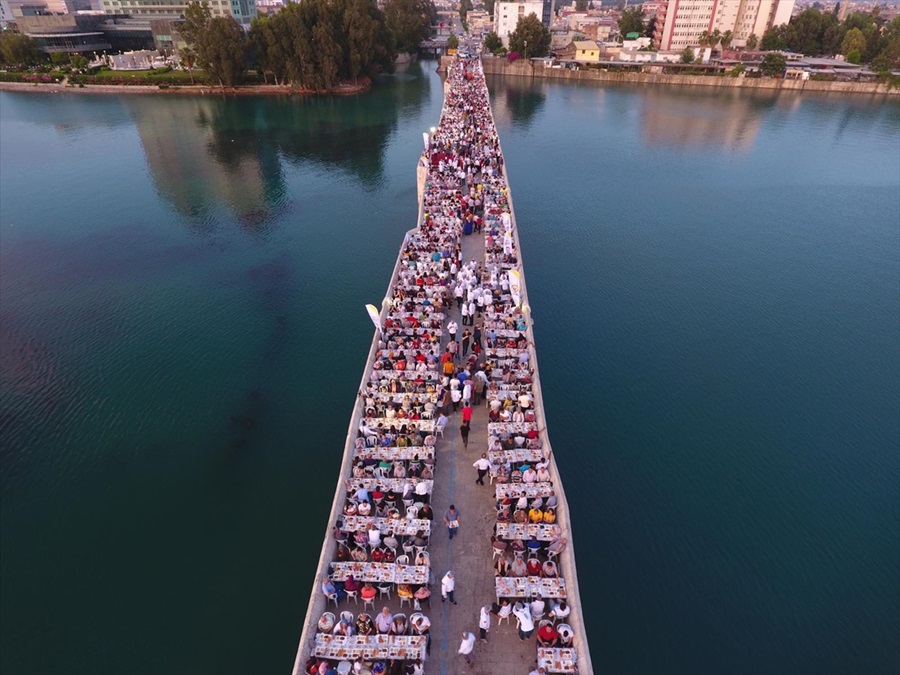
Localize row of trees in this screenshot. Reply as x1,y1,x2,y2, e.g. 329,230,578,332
618,7,656,39
0,32,41,68
177,0,434,90
760,8,900,69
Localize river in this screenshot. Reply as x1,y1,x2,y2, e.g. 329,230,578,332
1,63,898,675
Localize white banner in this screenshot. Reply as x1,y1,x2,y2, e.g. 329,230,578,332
365,304,383,336
422,132,429,150
508,270,522,308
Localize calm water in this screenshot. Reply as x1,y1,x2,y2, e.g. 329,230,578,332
1,67,898,675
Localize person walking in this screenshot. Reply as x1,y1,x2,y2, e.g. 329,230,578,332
447,320,458,344
459,421,470,449
458,631,475,665
441,570,457,604
467,300,476,325
473,375,484,407
444,504,460,540
461,329,471,356
479,605,491,642
473,453,491,486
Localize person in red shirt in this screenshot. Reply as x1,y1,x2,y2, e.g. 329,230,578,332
536,622,559,647
461,404,473,424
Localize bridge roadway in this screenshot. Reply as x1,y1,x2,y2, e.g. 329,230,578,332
425,229,540,675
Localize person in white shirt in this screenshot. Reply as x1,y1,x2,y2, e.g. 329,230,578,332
458,631,475,664
375,607,393,634
441,571,457,604
447,320,458,342
530,597,546,620
367,523,381,549
479,605,491,642
513,603,534,640
472,453,492,486
550,600,571,620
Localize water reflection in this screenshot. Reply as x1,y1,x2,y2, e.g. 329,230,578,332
122,65,431,228
640,88,764,153
485,75,547,130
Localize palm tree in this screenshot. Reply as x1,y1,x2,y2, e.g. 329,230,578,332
720,30,733,49
698,29,711,46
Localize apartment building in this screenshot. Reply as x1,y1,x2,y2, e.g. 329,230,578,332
99,0,256,27
654,0,795,50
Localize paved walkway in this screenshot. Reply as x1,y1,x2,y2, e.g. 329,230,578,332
427,228,538,675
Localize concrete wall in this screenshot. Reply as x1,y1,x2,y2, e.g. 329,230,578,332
478,56,900,96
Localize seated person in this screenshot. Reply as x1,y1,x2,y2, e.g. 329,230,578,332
360,582,377,603
522,467,537,483
418,504,434,520
391,614,408,635
530,597,546,619
536,466,551,482
343,501,358,516
495,554,510,577
550,600,570,620
525,557,542,576
382,547,396,563
528,506,543,523
542,561,558,578
498,507,511,522
413,585,431,603
350,546,368,562
536,622,559,647
510,555,527,577
543,508,556,524
510,539,526,552
336,544,351,562
343,574,361,595
513,509,528,524
548,536,567,556
357,501,371,517
322,577,344,601
333,617,353,636
397,583,414,600
356,612,375,636
371,547,384,563
526,536,542,554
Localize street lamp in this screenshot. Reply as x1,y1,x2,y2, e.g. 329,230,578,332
524,39,528,60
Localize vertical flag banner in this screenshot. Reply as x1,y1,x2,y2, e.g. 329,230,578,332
508,270,522,308
422,132,429,150
365,304,383,336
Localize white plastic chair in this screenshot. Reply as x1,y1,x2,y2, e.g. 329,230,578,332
396,554,410,567
344,589,358,605
377,583,392,600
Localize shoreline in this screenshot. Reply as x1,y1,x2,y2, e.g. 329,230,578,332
0,80,372,96
466,56,900,97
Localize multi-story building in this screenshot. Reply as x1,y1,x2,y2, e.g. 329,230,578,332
99,0,256,27
494,0,552,45
0,0,15,25
654,0,795,50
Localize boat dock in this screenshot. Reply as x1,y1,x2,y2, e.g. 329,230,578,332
292,55,592,675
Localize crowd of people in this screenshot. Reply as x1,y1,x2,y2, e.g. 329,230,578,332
306,53,579,675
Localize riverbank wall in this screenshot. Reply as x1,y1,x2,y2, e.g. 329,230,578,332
0,80,370,96
445,55,900,97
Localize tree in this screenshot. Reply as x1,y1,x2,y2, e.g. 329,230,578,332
720,30,733,49
841,27,866,57
483,31,503,54
760,52,786,76
574,0,588,10
179,45,198,84
483,0,495,16
0,33,41,67
458,0,472,22
384,0,435,54
508,13,551,57
180,1,212,48
618,7,645,38
645,16,657,39
69,54,88,71
871,17,900,71
448,33,459,50
198,16,246,87
746,33,759,50
680,46,694,63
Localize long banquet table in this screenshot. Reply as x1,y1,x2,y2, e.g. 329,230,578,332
330,561,429,585
341,515,432,537
495,576,568,600
495,483,555,500
313,634,427,661
495,522,561,541
538,647,577,673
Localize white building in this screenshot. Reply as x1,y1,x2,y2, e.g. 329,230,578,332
0,0,14,25
655,0,795,51
99,0,256,27
494,0,545,46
